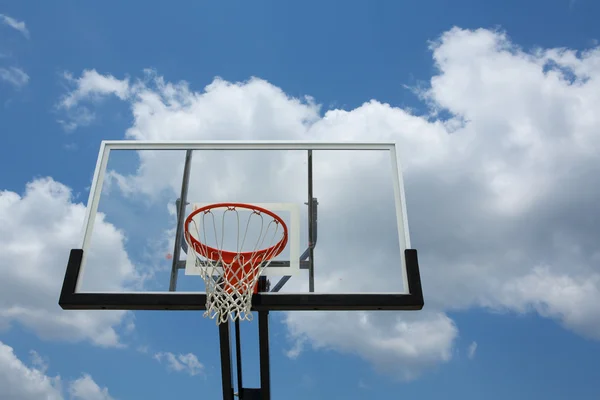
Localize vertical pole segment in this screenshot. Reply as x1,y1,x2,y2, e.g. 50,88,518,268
307,150,315,293
258,311,271,400
219,320,235,400
169,149,193,291
235,319,244,399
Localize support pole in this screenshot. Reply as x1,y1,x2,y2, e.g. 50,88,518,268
307,150,315,292
218,321,235,400
258,311,271,400
169,149,193,291
234,319,243,399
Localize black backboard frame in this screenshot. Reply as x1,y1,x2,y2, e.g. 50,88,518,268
59,248,423,311
59,141,424,311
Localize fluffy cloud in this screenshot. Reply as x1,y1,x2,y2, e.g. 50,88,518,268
0,14,29,38
467,341,477,360
0,178,139,347
60,70,130,109
0,341,62,399
153,352,204,376
68,375,114,400
0,15,30,90
285,311,456,380
29,350,49,373
57,27,600,379
0,341,114,400
56,70,131,130
411,27,600,328
0,67,29,88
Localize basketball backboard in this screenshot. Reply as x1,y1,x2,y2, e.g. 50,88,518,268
59,140,423,312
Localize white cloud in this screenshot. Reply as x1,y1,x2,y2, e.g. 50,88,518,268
0,340,114,400
136,345,149,354
0,178,139,347
60,70,130,109
0,15,30,92
60,70,129,109
0,14,29,38
154,352,204,376
57,70,130,130
497,267,600,338
68,375,114,400
0,67,29,88
57,107,96,132
285,337,305,359
0,341,62,399
29,350,48,374
285,311,457,381
56,26,600,379
467,341,477,360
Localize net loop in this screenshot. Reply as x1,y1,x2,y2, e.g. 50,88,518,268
184,203,288,325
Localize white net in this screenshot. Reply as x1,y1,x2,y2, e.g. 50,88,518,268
185,204,287,325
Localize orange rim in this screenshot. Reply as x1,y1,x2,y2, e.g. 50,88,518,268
184,202,288,267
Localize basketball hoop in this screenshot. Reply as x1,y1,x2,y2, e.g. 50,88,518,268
184,203,288,324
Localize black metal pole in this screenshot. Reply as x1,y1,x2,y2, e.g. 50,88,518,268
218,321,235,400
169,150,193,291
258,311,271,400
234,319,243,399
307,150,315,292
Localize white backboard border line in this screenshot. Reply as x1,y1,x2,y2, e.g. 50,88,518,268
75,140,415,297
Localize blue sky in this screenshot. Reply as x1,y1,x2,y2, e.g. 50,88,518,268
2,1,600,399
